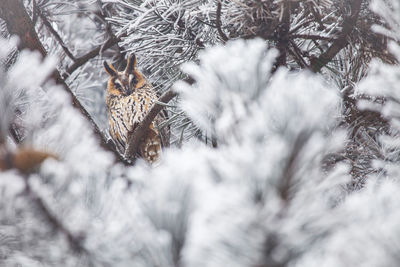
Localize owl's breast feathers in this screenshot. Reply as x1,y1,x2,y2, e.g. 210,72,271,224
107,86,162,162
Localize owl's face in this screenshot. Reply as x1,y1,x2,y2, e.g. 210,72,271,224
104,54,146,96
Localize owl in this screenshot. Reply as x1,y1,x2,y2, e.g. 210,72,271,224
104,54,168,163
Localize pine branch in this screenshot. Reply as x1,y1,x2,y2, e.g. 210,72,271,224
287,42,307,69
124,89,178,161
310,0,364,72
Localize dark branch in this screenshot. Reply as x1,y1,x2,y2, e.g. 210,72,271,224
216,2,228,43
62,36,120,79
32,0,38,25
310,0,363,72
275,1,291,68
288,41,308,68
310,6,325,31
124,89,178,161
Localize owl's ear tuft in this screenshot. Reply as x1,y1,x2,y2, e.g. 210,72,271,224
104,61,117,76
125,54,137,74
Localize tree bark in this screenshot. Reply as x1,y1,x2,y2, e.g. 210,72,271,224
0,0,47,56
275,2,291,68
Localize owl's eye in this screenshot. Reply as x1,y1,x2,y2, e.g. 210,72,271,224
129,75,137,88
114,82,122,90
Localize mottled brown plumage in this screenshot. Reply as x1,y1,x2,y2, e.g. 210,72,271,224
104,54,166,163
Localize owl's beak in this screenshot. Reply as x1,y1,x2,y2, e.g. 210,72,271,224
125,87,133,96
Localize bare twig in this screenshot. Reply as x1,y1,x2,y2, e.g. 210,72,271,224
216,2,228,43
124,89,178,161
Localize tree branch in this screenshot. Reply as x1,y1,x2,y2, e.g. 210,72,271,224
31,0,38,25
310,0,363,72
288,40,308,68
275,1,291,68
216,2,228,43
124,89,178,161
62,36,120,79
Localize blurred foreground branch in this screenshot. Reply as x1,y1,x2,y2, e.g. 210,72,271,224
24,176,87,253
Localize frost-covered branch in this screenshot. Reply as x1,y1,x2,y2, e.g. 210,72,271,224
310,0,363,72
125,89,178,161
63,35,120,79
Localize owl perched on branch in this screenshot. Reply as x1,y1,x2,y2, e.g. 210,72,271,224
104,54,168,163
